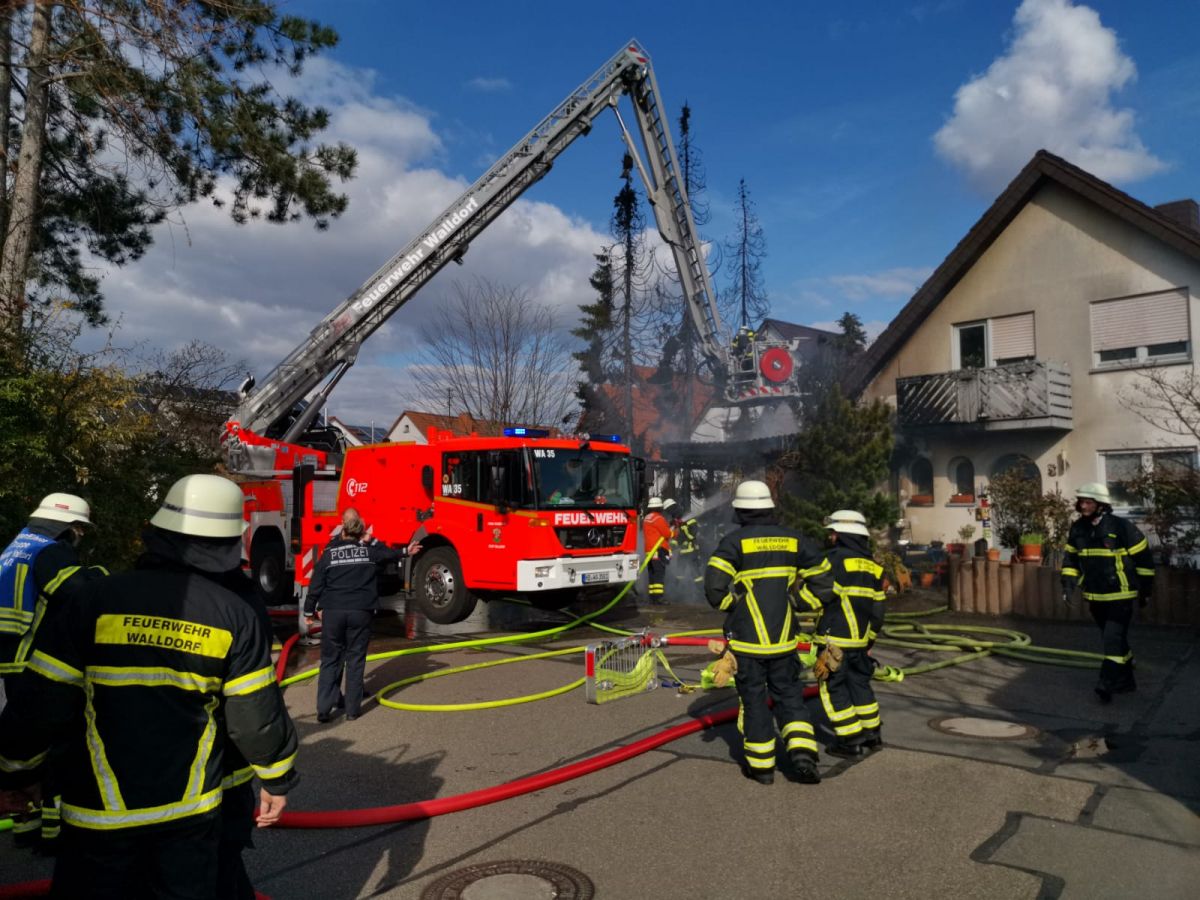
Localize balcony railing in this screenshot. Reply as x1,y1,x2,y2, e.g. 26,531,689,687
896,361,1072,431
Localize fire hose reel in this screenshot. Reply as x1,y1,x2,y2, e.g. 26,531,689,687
759,347,793,383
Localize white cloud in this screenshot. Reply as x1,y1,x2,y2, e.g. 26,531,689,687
828,266,933,301
933,0,1166,192
465,76,513,93
80,58,606,425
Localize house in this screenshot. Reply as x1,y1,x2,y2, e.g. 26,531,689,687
577,365,714,461
848,150,1200,546
385,410,557,443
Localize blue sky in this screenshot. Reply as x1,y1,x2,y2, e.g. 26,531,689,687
99,0,1200,422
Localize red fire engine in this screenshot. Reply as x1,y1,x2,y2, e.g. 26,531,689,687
223,40,802,623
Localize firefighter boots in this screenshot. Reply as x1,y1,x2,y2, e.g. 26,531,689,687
742,764,775,785
790,752,821,784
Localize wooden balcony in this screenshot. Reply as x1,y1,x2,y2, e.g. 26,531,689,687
896,361,1072,431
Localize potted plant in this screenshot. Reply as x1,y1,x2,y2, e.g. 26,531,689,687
1019,532,1044,563
954,524,976,557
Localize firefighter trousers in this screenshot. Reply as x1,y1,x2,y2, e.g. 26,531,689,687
52,813,221,899
317,608,374,718
647,553,668,602
733,651,817,773
1089,598,1135,692
818,649,880,745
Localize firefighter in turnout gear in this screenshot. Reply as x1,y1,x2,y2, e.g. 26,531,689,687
704,480,824,785
795,510,885,756
663,498,699,590
642,497,674,604
0,474,298,900
0,492,106,852
1061,482,1154,704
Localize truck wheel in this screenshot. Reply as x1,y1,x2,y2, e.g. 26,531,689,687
413,547,477,624
252,539,288,606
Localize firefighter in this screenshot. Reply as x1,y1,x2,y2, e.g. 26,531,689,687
642,497,674,604
795,510,885,757
0,492,106,851
0,474,298,900
704,480,824,785
662,498,699,594
304,508,412,722
1060,482,1154,703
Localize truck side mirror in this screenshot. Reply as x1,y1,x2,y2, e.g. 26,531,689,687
421,465,434,495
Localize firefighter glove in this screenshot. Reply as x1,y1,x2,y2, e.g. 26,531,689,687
711,651,737,688
812,642,844,682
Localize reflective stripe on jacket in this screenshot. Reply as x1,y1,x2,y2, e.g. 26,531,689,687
1061,512,1154,602
0,558,298,832
704,522,825,657
799,541,886,649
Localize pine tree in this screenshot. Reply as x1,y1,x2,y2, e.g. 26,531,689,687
776,385,899,539
722,178,770,329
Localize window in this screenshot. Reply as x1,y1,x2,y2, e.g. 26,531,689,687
1102,448,1197,508
991,454,1041,491
947,457,975,503
909,458,934,506
1091,288,1190,368
954,312,1036,368
955,322,987,369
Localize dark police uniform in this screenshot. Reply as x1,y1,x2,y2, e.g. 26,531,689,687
304,536,405,720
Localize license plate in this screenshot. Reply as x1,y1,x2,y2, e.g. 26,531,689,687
582,572,610,584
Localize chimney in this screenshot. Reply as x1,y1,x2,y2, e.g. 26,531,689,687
1154,199,1200,232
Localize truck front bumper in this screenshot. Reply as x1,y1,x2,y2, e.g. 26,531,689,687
516,554,640,592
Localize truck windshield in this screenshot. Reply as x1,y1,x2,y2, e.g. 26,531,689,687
532,448,633,509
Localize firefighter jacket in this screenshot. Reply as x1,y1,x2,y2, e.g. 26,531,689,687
704,516,825,657
795,533,886,649
304,537,405,614
1062,512,1154,602
0,521,106,675
0,527,298,832
674,517,699,555
642,512,673,559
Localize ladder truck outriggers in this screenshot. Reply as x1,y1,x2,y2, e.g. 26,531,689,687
224,40,803,624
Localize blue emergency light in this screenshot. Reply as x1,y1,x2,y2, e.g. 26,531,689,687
586,433,622,443
504,427,550,438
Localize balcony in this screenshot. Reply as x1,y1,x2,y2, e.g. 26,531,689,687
896,361,1072,431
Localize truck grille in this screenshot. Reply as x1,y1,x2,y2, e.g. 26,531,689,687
555,525,628,550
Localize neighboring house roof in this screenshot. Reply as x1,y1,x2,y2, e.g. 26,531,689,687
387,410,556,440
327,417,389,445
580,365,715,460
758,318,839,358
845,149,1200,396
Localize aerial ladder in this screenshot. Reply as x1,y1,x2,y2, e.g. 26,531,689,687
224,39,800,475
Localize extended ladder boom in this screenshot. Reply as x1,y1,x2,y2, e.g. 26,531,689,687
228,39,798,460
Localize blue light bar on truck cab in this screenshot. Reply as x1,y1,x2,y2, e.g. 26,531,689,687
504,427,550,438
586,433,622,443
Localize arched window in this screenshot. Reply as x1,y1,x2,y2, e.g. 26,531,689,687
948,457,975,503
990,453,1041,490
909,458,934,506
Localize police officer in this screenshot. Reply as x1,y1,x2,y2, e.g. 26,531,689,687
795,510,886,756
0,492,106,849
1061,482,1154,703
642,497,674,604
304,508,410,722
705,480,823,785
0,474,298,899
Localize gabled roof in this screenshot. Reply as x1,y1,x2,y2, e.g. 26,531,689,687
845,149,1200,395
758,318,838,344
388,410,556,439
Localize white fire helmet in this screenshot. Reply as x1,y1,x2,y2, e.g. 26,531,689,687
1075,482,1112,504
646,497,664,510
150,474,248,539
825,509,869,537
732,480,775,509
32,493,92,526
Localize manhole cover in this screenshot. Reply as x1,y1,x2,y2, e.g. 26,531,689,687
421,860,595,900
929,716,1039,740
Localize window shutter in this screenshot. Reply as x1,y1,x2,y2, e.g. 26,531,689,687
991,312,1035,360
1091,289,1189,352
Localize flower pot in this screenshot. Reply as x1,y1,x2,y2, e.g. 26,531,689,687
986,548,1001,561
1021,544,1043,563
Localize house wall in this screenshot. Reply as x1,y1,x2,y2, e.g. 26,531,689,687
387,415,430,444
864,182,1200,544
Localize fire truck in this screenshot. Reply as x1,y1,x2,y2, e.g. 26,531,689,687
223,40,803,623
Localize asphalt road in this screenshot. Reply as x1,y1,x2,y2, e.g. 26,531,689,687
3,591,1199,899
